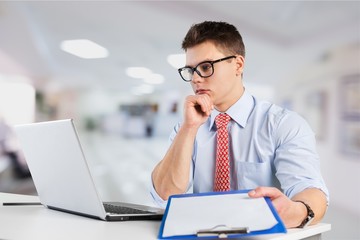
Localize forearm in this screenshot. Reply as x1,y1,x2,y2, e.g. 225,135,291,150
152,125,198,200
291,188,328,226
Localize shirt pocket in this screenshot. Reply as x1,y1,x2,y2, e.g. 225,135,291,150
235,161,274,189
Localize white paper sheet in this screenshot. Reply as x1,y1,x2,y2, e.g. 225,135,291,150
162,193,278,237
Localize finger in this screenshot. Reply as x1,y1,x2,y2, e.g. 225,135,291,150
248,186,283,199
197,95,213,115
203,95,214,113
201,98,211,115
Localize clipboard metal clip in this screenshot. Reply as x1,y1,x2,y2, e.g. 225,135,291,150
196,224,250,238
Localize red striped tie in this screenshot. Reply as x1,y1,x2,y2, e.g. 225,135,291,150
214,113,231,192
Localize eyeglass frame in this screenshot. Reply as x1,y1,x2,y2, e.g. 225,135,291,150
178,55,236,82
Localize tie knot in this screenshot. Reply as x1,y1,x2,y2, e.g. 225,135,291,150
215,113,231,129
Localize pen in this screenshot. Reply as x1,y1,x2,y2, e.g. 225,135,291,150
2,202,42,206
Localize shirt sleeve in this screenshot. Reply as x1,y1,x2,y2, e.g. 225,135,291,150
273,110,329,203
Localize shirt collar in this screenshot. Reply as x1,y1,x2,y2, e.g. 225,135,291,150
209,89,254,130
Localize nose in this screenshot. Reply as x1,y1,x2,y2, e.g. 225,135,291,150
191,71,202,83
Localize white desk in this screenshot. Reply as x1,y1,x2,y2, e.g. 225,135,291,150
0,192,330,240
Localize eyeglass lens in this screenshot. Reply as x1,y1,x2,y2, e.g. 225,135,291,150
180,62,213,81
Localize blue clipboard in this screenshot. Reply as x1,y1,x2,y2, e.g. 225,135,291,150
158,189,287,239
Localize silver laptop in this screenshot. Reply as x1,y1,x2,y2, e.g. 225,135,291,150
14,119,163,221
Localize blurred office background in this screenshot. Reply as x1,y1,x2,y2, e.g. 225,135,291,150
0,1,359,239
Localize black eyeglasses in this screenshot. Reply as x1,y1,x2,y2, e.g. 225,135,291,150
178,56,236,82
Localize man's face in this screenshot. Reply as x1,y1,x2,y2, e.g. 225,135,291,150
185,41,244,111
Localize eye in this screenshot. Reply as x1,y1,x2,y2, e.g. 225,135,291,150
198,62,212,73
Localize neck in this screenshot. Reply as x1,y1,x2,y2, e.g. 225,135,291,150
215,87,245,112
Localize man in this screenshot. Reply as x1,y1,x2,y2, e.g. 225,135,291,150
151,21,328,228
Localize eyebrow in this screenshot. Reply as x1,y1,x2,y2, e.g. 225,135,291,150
184,58,213,68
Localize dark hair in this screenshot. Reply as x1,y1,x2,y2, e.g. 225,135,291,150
181,21,245,57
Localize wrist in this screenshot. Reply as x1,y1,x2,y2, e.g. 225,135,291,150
294,200,315,228
176,124,200,142
181,121,202,132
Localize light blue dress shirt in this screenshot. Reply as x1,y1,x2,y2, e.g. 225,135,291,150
150,90,329,208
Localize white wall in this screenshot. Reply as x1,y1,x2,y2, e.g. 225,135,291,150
0,77,35,125
276,42,360,215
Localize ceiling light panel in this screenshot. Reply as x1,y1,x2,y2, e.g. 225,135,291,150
60,39,109,59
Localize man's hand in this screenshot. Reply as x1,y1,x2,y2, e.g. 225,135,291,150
248,187,308,228
183,94,214,128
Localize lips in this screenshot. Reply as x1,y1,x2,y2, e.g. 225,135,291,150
196,89,209,95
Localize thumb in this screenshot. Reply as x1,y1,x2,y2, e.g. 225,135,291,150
248,187,282,199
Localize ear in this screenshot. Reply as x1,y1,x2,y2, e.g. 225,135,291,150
235,55,245,76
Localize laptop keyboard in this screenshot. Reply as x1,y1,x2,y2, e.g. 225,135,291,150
103,203,152,215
